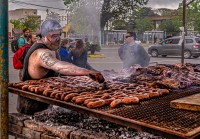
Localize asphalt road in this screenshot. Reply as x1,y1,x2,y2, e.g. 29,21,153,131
8,46,200,113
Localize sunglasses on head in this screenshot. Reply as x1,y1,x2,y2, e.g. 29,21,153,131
125,36,132,38
50,33,61,38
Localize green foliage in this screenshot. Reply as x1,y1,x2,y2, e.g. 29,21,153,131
10,16,41,32
135,18,154,33
85,42,101,54
176,0,200,33
63,0,149,29
159,19,181,35
137,7,159,18
194,17,200,32
187,0,200,32
112,19,128,30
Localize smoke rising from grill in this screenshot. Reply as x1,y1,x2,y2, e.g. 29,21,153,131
70,0,102,43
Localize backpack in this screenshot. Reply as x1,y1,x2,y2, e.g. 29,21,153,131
11,37,25,53
13,44,30,69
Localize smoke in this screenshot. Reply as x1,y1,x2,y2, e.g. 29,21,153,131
70,0,102,43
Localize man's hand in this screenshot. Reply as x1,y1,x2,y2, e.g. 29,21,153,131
88,72,105,83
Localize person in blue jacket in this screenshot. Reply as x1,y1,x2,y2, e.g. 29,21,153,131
59,39,70,62
118,32,150,69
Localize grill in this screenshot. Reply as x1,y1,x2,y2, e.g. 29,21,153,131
9,86,200,139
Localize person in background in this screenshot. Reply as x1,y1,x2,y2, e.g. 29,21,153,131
118,31,150,69
17,19,104,115
68,39,88,68
18,34,37,80
18,28,30,48
68,39,96,71
59,39,70,62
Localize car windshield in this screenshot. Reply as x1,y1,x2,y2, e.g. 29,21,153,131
195,38,200,43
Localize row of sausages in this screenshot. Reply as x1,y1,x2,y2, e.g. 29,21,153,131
8,78,169,109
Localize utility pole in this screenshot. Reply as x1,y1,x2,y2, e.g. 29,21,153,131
181,0,186,65
0,0,9,139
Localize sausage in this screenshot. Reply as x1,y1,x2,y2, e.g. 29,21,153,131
22,85,30,91
83,98,101,106
34,87,45,94
14,82,26,89
113,94,128,99
75,97,92,104
64,93,79,101
110,99,123,108
104,98,115,105
28,85,39,92
121,97,139,105
87,100,106,109
72,96,81,102
158,89,169,95
8,82,14,87
128,93,147,101
79,92,93,96
55,92,63,100
50,91,58,98
61,93,70,101
72,94,94,102
101,93,111,99
43,89,53,97
149,89,160,98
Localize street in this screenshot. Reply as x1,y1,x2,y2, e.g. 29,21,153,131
8,46,200,113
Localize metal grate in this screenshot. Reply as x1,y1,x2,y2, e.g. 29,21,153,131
9,86,200,138
106,87,200,133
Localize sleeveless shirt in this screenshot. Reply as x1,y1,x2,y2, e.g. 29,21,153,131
17,43,59,115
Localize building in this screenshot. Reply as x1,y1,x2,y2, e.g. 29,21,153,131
9,8,41,37
9,8,39,20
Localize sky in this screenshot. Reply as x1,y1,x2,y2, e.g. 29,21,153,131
9,0,183,24
147,0,182,9
9,0,183,11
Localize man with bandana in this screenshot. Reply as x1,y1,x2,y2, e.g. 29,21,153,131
17,19,105,115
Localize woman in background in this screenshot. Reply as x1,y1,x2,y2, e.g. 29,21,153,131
68,39,87,68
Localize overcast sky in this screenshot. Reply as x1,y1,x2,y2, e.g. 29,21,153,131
9,0,183,10
147,0,182,9
9,0,183,22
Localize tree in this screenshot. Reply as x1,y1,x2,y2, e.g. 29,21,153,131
159,19,181,36
175,0,200,34
186,0,200,32
10,16,41,32
135,18,154,34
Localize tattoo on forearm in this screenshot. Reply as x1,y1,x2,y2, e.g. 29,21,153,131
40,52,58,67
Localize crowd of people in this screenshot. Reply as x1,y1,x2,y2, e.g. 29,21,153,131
13,18,150,115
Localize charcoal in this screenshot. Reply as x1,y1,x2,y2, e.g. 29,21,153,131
33,108,165,139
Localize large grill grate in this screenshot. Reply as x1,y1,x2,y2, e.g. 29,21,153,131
105,87,200,133
9,86,200,138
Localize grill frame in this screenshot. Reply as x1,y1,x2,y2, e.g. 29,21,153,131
9,87,200,139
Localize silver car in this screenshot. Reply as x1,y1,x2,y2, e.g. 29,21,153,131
148,36,200,59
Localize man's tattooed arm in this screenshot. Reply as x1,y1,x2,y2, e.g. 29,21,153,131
40,52,58,67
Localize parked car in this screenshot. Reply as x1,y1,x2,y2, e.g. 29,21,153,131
148,36,200,59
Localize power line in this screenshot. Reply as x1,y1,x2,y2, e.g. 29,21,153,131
9,0,67,10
